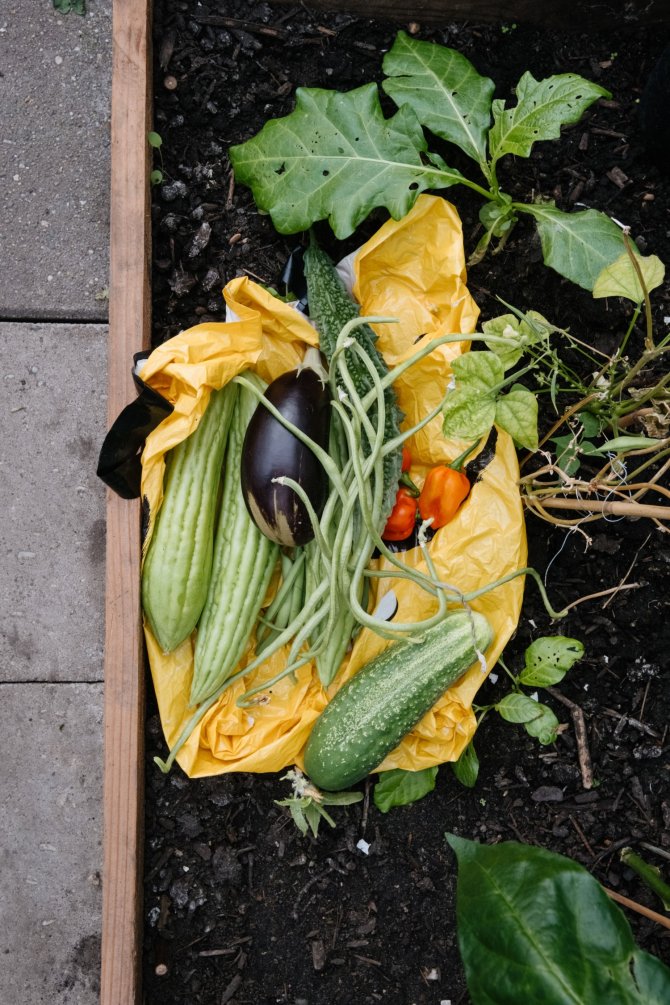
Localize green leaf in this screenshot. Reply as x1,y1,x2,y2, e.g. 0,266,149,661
523,203,632,292
519,636,585,687
53,0,85,13
452,741,479,788
150,169,164,186
373,766,438,813
482,311,547,370
595,434,661,453
320,790,364,807
447,835,670,1005
229,83,464,239
523,702,560,744
551,433,582,475
304,801,325,838
381,32,495,165
488,72,610,165
593,252,665,302
442,351,502,439
495,692,543,724
147,131,163,149
495,384,538,450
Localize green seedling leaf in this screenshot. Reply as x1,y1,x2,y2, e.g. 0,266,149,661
519,636,585,687
551,432,582,475
229,83,464,239
374,766,438,812
524,203,633,292
53,0,85,13
523,701,560,744
447,835,670,1005
495,692,544,724
442,351,502,440
148,131,163,149
381,31,495,166
452,741,479,788
488,72,610,166
482,311,548,370
150,169,164,186
593,251,665,302
494,384,538,450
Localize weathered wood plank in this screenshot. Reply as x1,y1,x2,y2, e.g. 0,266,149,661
101,0,152,1002
272,0,670,26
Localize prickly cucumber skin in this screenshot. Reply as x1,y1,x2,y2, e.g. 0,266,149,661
303,610,493,791
141,382,238,653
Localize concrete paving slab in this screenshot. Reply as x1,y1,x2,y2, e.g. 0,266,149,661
0,323,107,683
0,2,112,320
0,682,103,1005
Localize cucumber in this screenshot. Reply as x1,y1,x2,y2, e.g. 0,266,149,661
303,610,493,791
141,382,238,652
189,373,280,706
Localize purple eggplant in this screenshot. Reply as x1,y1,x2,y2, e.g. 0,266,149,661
240,351,331,547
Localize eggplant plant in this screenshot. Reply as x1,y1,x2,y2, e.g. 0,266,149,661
229,31,635,293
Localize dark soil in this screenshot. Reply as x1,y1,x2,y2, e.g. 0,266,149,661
143,4,670,1003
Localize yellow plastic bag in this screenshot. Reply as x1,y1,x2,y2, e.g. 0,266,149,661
140,195,527,779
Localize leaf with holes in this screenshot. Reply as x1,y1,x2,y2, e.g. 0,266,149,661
488,72,610,166
229,83,465,239
382,31,495,167
519,636,585,688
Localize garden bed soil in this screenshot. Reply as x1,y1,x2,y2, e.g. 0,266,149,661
142,4,670,1003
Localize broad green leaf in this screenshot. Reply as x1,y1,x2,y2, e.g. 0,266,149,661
373,766,438,813
447,835,670,1005
482,311,546,370
229,83,464,239
452,741,479,788
579,411,601,438
523,203,632,292
495,384,538,450
551,433,582,475
382,32,494,166
495,692,543,724
523,702,560,744
451,350,504,391
593,252,665,302
519,636,585,687
488,72,610,165
442,387,496,440
442,352,503,439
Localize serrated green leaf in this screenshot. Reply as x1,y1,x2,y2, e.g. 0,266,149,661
229,83,464,239
520,636,585,688
374,766,438,812
495,384,538,450
381,32,494,165
452,741,479,788
593,252,665,302
524,203,632,292
489,72,610,165
495,692,543,724
53,0,85,13
446,835,670,1005
523,702,560,744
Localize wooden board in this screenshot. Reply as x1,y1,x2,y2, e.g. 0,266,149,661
100,1,152,1002
273,0,670,25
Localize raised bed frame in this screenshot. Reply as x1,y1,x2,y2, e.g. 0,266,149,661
101,1,670,1002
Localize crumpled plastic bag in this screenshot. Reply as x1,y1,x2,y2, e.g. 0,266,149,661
140,195,527,779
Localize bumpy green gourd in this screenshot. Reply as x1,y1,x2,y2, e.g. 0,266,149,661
190,373,280,706
141,382,238,653
304,609,493,791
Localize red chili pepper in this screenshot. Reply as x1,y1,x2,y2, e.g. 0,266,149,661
382,486,418,541
418,465,470,529
401,445,412,472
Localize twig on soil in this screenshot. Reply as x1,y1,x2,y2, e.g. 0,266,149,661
568,814,596,857
292,865,335,919
361,778,371,837
546,687,594,790
559,581,640,613
220,973,243,1004
602,533,651,610
603,888,670,930
193,14,288,38
640,843,670,864
602,707,661,739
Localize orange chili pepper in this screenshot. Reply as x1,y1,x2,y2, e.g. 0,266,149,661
418,465,470,529
401,445,412,472
382,486,418,540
